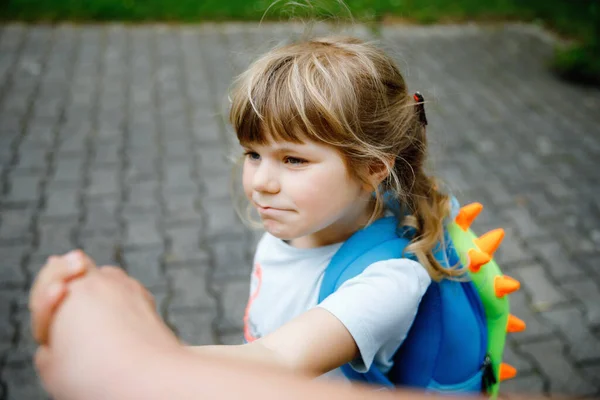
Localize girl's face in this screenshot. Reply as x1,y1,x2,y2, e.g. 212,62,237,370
242,138,374,248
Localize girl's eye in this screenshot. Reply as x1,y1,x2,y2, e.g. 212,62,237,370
284,156,307,165
244,151,260,161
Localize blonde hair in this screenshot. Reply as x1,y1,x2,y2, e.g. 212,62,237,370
229,35,462,281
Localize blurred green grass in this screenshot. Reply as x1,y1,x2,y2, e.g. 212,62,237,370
1,0,598,85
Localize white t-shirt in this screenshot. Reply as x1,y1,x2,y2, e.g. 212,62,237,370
243,229,432,382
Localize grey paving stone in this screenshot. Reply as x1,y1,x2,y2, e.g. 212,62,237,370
160,113,189,136
0,114,19,139
168,310,216,346
0,207,34,242
494,227,534,268
164,138,192,160
163,161,197,193
543,175,573,201
50,155,86,183
218,330,244,345
0,289,18,351
498,372,546,396
124,217,162,249
504,207,546,240
579,364,600,395
42,185,79,218
2,363,49,400
33,218,77,261
540,307,600,364
3,172,42,206
0,243,29,288
123,180,160,213
150,286,170,319
214,280,249,333
57,121,91,148
513,264,570,311
86,167,120,197
122,247,165,290
13,147,48,172
529,241,587,281
81,196,120,235
201,198,246,239
96,117,125,144
92,142,121,167
196,146,233,175
166,265,216,311
31,94,63,123
203,171,235,201
164,225,207,266
211,236,252,282
519,338,596,396
24,255,50,282
560,280,600,328
508,290,558,343
126,152,160,182
248,228,264,251
80,234,119,267
6,309,37,365
513,190,557,221
192,115,223,144
163,192,203,226
2,92,31,119
503,340,537,375
549,221,598,255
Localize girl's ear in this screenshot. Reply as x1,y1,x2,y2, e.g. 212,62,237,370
362,158,395,192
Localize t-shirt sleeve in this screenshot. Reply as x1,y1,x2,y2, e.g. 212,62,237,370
316,258,431,373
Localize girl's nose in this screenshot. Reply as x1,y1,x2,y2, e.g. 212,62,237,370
253,162,280,194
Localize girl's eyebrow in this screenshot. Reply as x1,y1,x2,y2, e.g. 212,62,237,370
274,145,305,153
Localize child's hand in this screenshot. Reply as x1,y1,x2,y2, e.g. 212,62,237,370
29,250,96,345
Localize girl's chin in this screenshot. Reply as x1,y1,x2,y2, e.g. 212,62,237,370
262,221,299,241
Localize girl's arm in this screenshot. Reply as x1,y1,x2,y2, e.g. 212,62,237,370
30,250,360,377
190,259,430,379
190,307,359,377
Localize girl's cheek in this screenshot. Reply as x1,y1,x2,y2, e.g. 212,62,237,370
295,171,325,195
298,173,337,207
242,168,254,199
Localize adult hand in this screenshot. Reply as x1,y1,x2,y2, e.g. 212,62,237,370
34,266,182,400
29,250,96,345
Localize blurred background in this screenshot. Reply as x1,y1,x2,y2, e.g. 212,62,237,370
0,1,599,399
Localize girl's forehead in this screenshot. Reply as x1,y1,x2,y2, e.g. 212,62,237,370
244,137,340,155
245,138,310,151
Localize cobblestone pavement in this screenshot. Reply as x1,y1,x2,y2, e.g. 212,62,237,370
0,22,599,399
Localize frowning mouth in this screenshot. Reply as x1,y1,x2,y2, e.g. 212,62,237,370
254,203,291,214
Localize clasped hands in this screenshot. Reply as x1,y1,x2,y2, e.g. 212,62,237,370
28,250,182,398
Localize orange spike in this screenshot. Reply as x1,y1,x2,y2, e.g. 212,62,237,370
506,314,526,333
495,275,521,297
455,202,483,231
474,228,505,256
499,363,517,381
467,248,491,272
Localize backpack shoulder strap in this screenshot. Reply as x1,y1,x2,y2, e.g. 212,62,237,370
318,216,411,303
318,216,412,387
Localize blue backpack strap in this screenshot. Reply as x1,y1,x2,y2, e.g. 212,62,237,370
318,217,410,301
318,216,411,387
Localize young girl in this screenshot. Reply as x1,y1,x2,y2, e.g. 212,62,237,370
30,35,469,390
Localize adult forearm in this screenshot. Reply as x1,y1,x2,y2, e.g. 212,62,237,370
93,345,396,400
188,342,302,375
